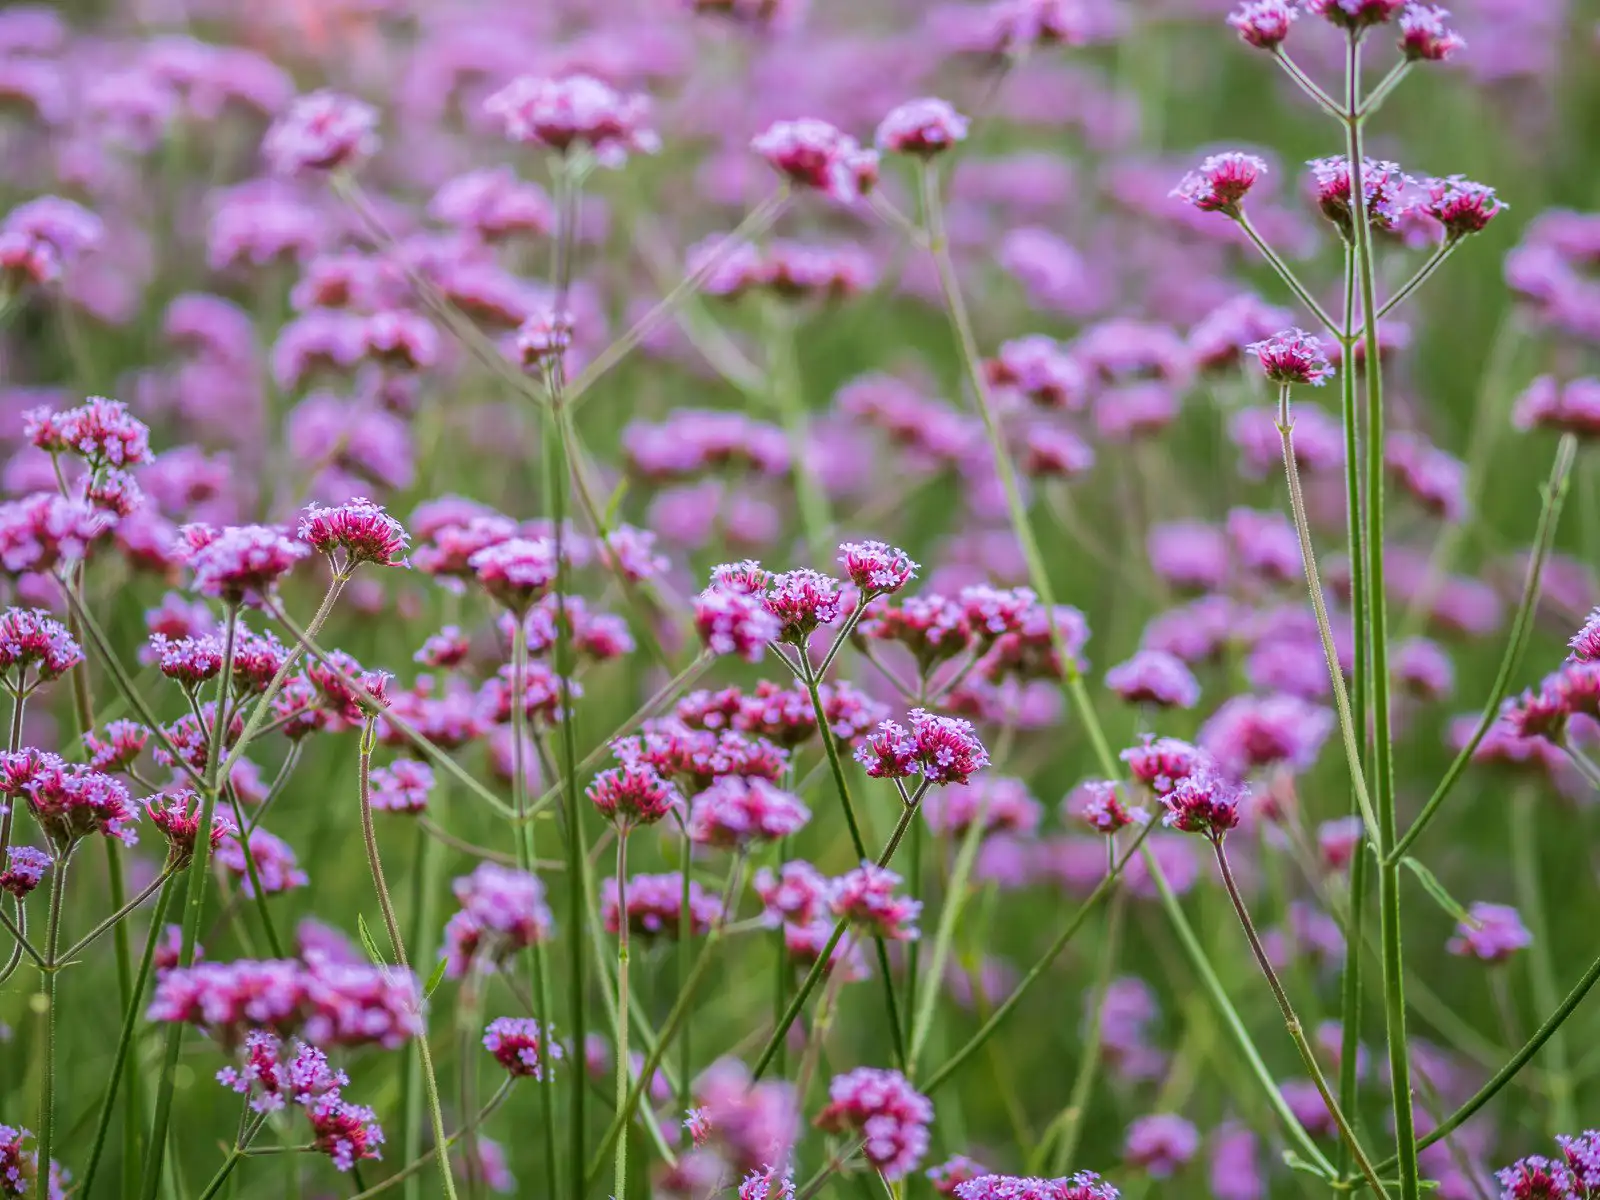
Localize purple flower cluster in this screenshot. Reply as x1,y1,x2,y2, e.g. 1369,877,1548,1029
815,1067,933,1180
482,1016,562,1079
440,862,554,978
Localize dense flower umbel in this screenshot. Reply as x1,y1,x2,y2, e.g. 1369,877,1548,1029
829,861,922,940
928,1157,987,1196
1308,156,1409,237
482,1017,563,1079
2,195,104,287
1074,780,1143,835
586,763,681,830
304,1091,385,1172
1306,0,1406,29
0,1123,65,1200
1495,1150,1581,1198
1447,902,1532,963
516,309,574,367
1571,610,1600,663
1227,0,1298,48
1124,1113,1201,1176
689,1057,801,1174
838,541,918,595
368,759,433,814
1558,1132,1600,1192
1422,176,1503,238
440,862,554,977
217,828,309,897
299,499,409,569
1247,328,1334,387
856,710,991,786
1398,3,1464,60
1160,769,1246,840
875,98,970,157
183,524,309,605
1,753,140,848
0,608,81,685
148,957,422,1047
763,569,844,639
815,1067,933,1180
468,537,558,613
218,1031,345,1113
1513,377,1600,439
695,587,783,662
0,846,50,898
146,791,235,866
751,118,878,204
25,396,152,469
954,1174,1121,1200
1105,650,1201,708
740,1166,796,1200
484,73,660,166
1122,736,1210,795
603,872,724,938
1171,152,1268,216
264,90,379,174
688,776,810,847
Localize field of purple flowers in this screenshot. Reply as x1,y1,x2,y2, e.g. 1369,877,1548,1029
1,0,1599,1197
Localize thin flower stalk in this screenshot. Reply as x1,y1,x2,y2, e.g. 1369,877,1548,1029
1373,239,1461,323
343,1081,515,1200
58,864,174,962
1212,838,1390,1196
34,849,71,1183
1271,49,1344,118
1235,211,1342,336
1391,435,1575,858
140,602,238,1200
1345,32,1420,1200
1508,790,1576,1130
358,716,458,1200
908,794,991,1068
401,817,439,1200
1049,887,1126,1175
613,828,632,1200
764,300,833,565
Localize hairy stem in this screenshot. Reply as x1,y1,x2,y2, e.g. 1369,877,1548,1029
614,831,632,1200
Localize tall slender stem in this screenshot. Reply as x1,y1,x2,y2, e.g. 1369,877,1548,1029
140,602,238,1200
1509,790,1576,1130
358,718,458,1200
764,300,832,565
34,849,70,1192
1236,212,1342,336
1344,33,1419,1200
613,831,632,1200
1212,839,1389,1196
1050,886,1126,1174
401,818,437,1200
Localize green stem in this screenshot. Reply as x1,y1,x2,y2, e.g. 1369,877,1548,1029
1509,789,1576,1130
613,831,632,1200
1050,886,1126,1174
34,849,70,1193
921,819,1154,1097
1372,239,1460,324
139,603,238,1200
58,866,173,963
357,719,457,1200
908,803,990,1070
1345,32,1419,1200
1390,435,1576,860
679,818,695,1105
401,818,438,1200
1212,839,1389,1197
1270,48,1345,118
76,877,177,1195
764,299,832,566
799,656,871,859
344,1082,515,1200
1236,211,1342,336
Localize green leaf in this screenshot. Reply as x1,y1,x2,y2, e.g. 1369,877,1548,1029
1280,1150,1334,1181
1399,855,1478,928
602,478,629,530
356,913,387,968
423,954,450,999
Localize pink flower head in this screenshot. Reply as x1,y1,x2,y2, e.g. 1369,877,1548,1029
838,541,918,595
184,524,309,605
923,775,1042,838
861,595,973,671
1201,693,1334,777
441,862,554,978
1124,1113,1200,1177
1447,901,1531,963
7,754,140,848
217,1032,345,1114
954,1174,1120,1200
369,759,434,814
85,720,151,774
305,1092,385,1172
909,708,990,785
306,650,392,723
469,537,558,613
587,763,681,829
483,74,660,167
1227,0,1298,49
1495,1156,1578,1200
1074,779,1142,835
1306,0,1406,29
483,1016,562,1079
857,719,919,779
1171,152,1268,216
1247,328,1334,387
0,846,50,899
875,98,969,157
712,560,773,596
1105,650,1201,709
829,861,921,941
515,309,574,368
1,195,103,287
1398,3,1464,59
264,90,379,175
763,569,844,640
1160,768,1246,839
0,608,81,685
1121,736,1209,795
217,827,309,897
1308,156,1409,238
928,1157,986,1196
690,1057,801,1174
695,587,782,661
751,118,876,204
688,776,810,848
753,860,832,927
1558,1133,1600,1192
740,1166,796,1200
959,585,1036,640
816,1067,933,1180
25,396,152,468
604,872,724,938
1570,609,1600,663
146,790,235,865
986,335,1089,410
299,498,409,568
1513,377,1600,439
1421,176,1503,239
1317,815,1365,870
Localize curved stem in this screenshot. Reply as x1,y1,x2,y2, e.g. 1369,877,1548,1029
358,718,458,1200
1270,48,1344,118
140,602,238,1200
1391,435,1576,860
1212,839,1389,1197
